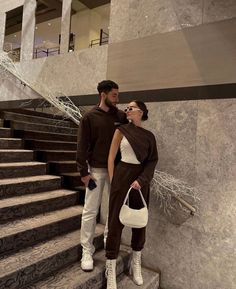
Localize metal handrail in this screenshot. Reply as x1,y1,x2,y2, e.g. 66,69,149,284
173,195,196,215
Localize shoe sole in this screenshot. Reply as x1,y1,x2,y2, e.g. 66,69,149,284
81,268,93,272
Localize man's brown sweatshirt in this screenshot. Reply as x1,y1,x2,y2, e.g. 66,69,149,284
76,106,127,177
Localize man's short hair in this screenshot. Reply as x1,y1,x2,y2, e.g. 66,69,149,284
97,80,119,95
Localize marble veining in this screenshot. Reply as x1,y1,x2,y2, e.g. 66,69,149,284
109,0,236,43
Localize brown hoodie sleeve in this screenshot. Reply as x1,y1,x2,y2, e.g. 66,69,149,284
136,133,158,187
76,115,91,177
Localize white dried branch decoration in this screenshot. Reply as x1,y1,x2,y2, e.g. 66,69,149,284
0,51,82,125
151,170,200,215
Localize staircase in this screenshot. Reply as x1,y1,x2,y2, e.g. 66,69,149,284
0,108,160,289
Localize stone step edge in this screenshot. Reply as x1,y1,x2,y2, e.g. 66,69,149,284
2,111,77,127
0,205,83,239
0,225,104,278
0,108,73,121
0,174,61,186
0,189,78,209
26,245,160,289
25,138,77,144
7,119,77,132
14,128,77,137
27,245,131,289
0,161,46,168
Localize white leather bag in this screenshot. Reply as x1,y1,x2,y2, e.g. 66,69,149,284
119,187,148,228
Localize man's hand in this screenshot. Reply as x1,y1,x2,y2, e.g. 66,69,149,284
130,180,141,190
81,175,96,187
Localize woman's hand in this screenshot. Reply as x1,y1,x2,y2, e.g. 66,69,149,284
131,180,141,190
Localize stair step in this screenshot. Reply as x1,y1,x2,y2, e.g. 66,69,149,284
74,185,86,205
7,120,77,135
24,139,77,150
26,246,160,289
26,246,131,289
0,189,78,223
36,150,77,162
2,111,78,128
62,172,84,189
0,128,11,138
0,138,23,149
118,268,160,289
0,149,34,163
0,175,61,199
14,129,77,142
0,205,83,256
0,161,46,179
0,119,3,127
48,161,77,174
1,108,72,121
0,225,104,289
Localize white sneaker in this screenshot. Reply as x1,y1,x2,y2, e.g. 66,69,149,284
81,251,93,271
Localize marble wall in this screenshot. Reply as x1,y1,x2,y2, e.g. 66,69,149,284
116,98,236,289
0,45,108,103
109,0,236,43
107,18,236,91
0,0,24,13
0,69,41,103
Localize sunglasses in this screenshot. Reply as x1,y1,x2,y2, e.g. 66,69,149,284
124,106,141,112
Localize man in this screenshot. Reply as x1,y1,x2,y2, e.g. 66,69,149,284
76,80,127,271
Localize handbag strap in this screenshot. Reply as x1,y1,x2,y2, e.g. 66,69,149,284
123,187,147,208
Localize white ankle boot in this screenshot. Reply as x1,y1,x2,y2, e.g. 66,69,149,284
105,259,117,289
130,251,143,286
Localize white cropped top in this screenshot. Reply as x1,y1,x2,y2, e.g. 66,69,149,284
120,136,140,164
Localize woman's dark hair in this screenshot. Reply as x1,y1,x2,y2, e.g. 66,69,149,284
134,100,148,121
97,80,119,95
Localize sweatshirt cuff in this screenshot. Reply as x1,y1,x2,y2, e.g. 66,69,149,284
80,168,90,177
136,177,146,188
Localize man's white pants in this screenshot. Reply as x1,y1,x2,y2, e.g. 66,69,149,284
81,167,110,255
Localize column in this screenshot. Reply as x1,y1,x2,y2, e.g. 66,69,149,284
0,13,6,52
60,0,72,54
20,0,37,61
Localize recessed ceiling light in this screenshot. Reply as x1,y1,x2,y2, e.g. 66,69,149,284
48,23,51,26
35,26,38,30
14,34,17,37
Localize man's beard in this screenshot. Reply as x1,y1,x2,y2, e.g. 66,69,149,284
105,97,116,108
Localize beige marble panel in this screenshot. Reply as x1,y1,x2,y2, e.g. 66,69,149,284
14,45,108,98
0,13,6,51
60,0,72,54
203,0,236,23
107,18,236,91
118,98,236,289
20,0,36,61
109,0,236,44
190,99,236,289
0,0,24,13
0,70,41,102
172,0,204,27
109,0,181,43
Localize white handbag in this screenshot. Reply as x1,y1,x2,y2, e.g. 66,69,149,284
119,187,148,228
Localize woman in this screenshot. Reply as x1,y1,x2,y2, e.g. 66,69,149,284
105,100,158,289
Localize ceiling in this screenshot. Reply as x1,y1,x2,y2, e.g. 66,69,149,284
78,0,110,9
5,0,111,35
